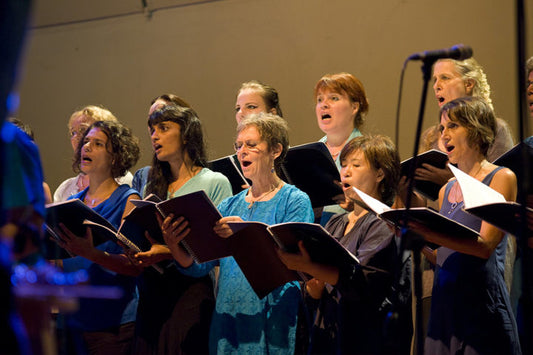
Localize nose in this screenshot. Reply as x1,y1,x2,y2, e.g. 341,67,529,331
341,165,350,178
433,79,441,92
440,127,449,140
83,140,91,152
236,109,245,121
527,80,533,94
151,130,159,142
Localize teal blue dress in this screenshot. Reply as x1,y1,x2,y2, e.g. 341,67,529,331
179,183,314,354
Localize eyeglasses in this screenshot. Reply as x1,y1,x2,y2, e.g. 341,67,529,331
234,140,261,152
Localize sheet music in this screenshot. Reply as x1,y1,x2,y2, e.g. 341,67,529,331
351,187,391,215
448,164,505,208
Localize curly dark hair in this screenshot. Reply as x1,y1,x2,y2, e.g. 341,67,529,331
339,135,400,206
73,120,140,179
146,105,207,199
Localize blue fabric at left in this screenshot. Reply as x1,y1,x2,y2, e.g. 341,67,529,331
62,185,139,331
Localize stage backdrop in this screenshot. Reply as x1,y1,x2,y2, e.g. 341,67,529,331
14,0,533,191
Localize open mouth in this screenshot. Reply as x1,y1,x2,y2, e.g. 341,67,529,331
321,114,331,120
153,144,162,152
445,145,455,153
241,161,252,168
342,183,351,189
437,96,445,104
82,156,92,162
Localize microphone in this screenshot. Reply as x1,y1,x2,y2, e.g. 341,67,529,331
408,44,473,61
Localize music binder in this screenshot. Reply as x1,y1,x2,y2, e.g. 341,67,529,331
448,164,531,237
125,190,230,264
224,221,365,299
44,199,118,259
351,186,479,241
210,142,344,207
208,154,250,195
278,142,344,208
493,141,533,194
400,149,449,201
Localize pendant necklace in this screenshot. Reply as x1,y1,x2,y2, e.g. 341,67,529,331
247,182,281,209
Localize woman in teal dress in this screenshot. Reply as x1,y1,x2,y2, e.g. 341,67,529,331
163,113,314,354
129,104,232,354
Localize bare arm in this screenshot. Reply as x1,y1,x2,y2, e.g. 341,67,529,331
55,224,142,276
409,168,517,259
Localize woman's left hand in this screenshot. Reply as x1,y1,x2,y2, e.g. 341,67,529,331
213,216,243,238
132,232,173,267
277,240,312,273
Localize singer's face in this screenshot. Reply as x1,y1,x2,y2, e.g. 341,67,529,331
149,121,184,163
316,88,359,137
80,128,113,177
340,149,383,201
439,113,473,165
432,60,473,107
527,70,533,118
235,125,276,181
235,89,271,124
69,114,92,152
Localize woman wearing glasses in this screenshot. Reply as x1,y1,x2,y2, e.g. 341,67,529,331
163,112,314,354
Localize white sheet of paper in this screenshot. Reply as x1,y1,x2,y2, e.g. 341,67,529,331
351,186,391,215
448,164,505,208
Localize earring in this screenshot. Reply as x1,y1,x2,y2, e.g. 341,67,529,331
271,165,275,173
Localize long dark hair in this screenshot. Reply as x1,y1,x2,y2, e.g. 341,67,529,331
146,105,207,199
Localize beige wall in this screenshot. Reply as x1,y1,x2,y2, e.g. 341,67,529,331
14,0,533,191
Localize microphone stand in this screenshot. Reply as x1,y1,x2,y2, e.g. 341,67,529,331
514,0,532,352
402,58,438,355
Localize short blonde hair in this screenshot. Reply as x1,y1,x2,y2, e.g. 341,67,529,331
68,105,117,131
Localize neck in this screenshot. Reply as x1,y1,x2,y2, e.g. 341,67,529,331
86,175,118,203
170,154,199,182
326,128,353,147
250,174,281,197
457,154,487,178
347,205,368,224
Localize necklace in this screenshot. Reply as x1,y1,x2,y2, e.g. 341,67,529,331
85,196,102,207
247,181,282,209
84,190,114,207
325,140,345,159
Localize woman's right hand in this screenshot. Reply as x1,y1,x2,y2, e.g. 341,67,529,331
157,213,193,267
306,278,326,299
415,163,452,186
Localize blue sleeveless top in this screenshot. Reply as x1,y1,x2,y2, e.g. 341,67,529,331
426,167,521,354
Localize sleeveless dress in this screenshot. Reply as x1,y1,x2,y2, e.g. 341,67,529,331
425,167,521,354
